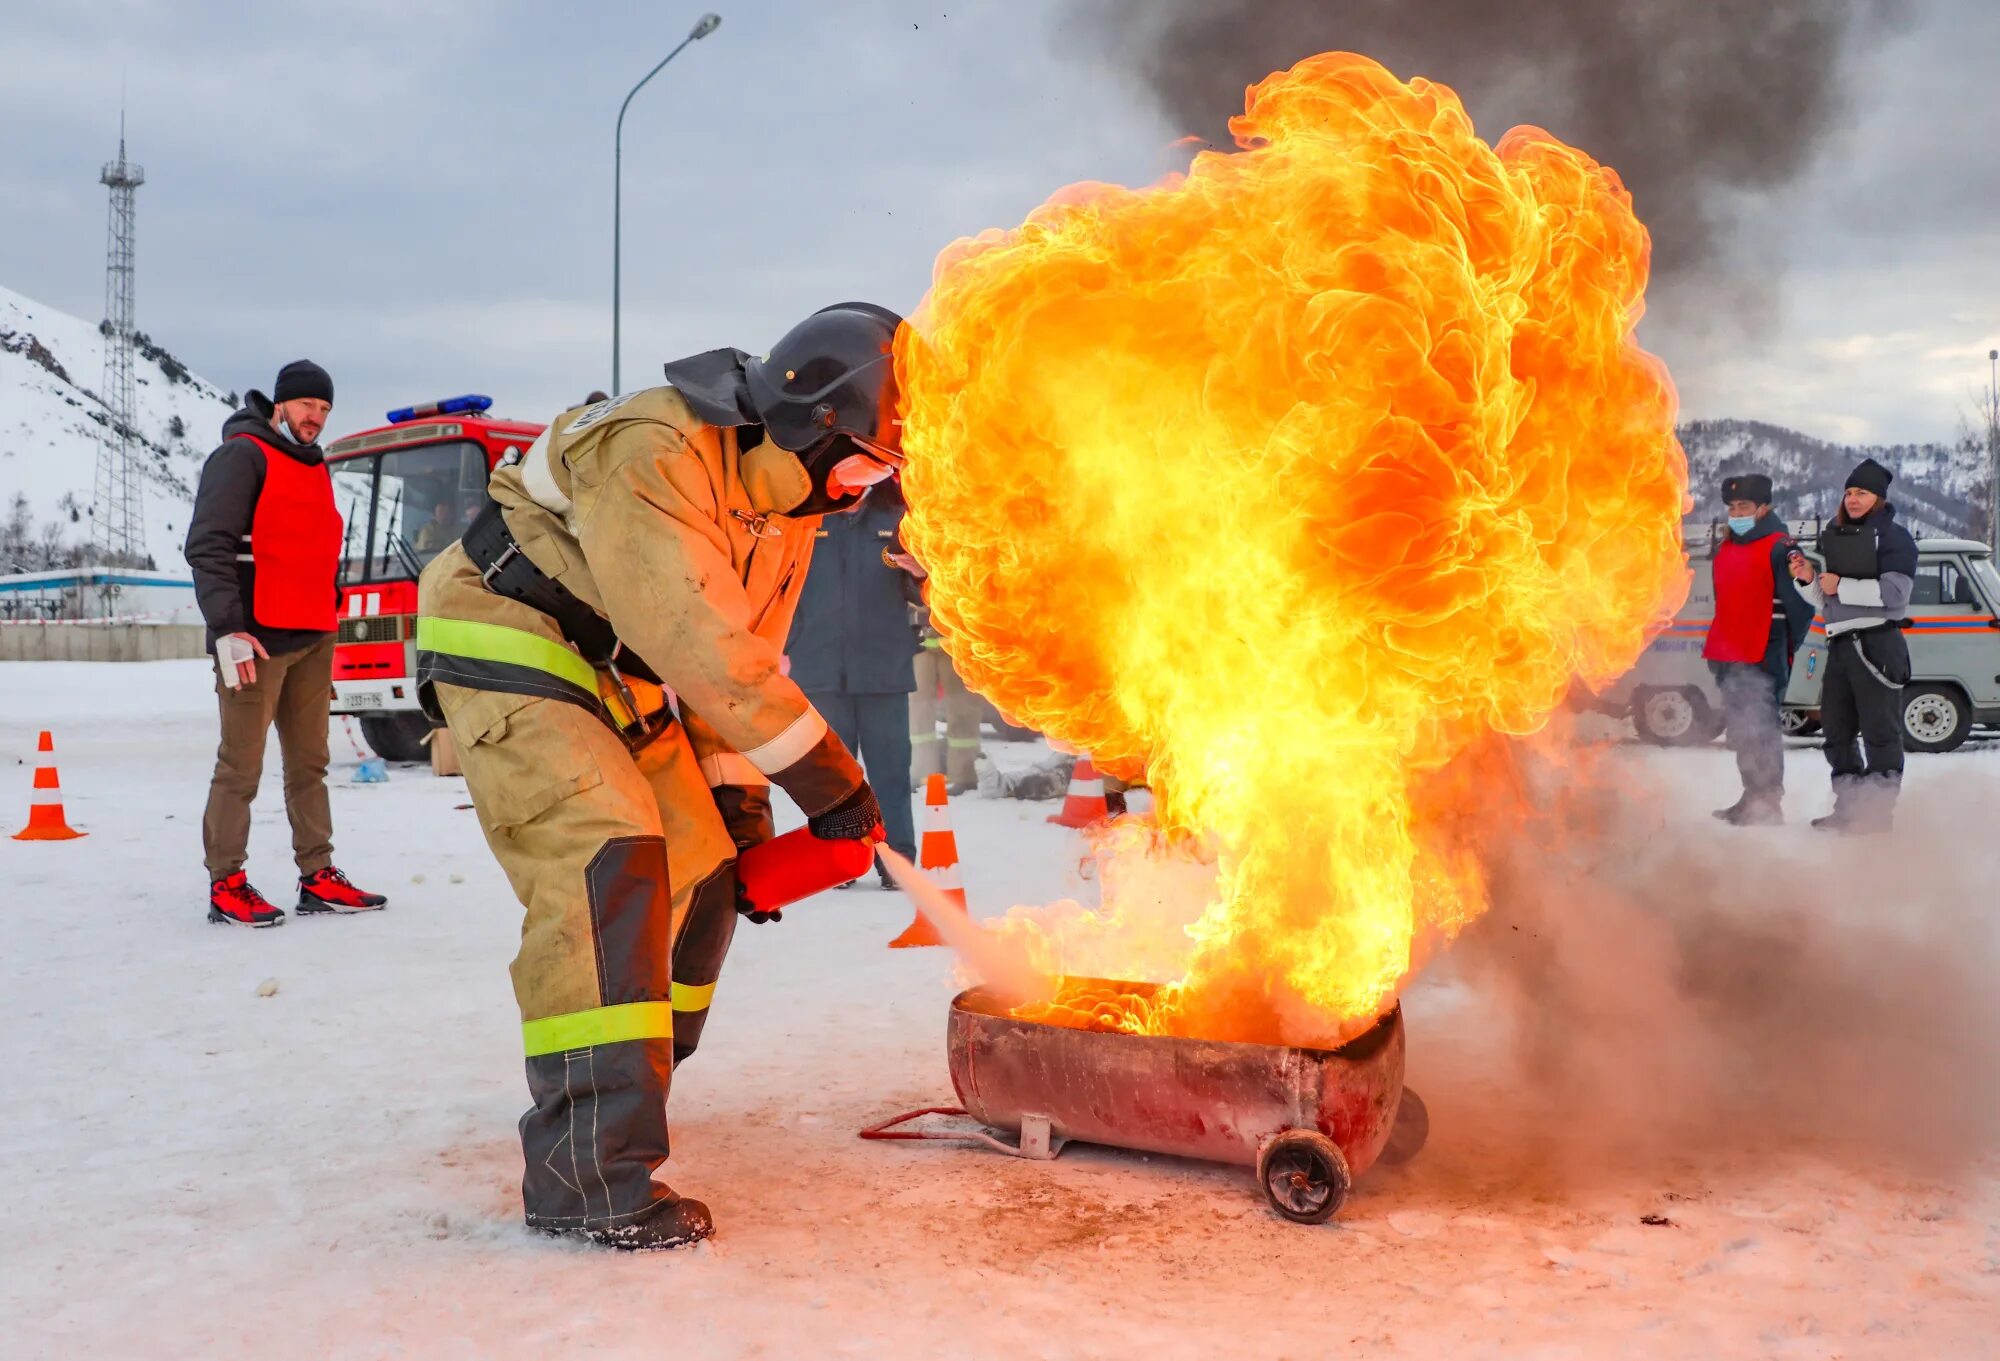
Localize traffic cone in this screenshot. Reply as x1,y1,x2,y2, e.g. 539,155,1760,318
1046,755,1108,829
13,731,85,841
890,773,955,948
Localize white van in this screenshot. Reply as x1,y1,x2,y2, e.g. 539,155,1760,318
1594,524,2000,752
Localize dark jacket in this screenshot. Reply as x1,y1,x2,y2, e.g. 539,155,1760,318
183,391,339,656
1800,500,1919,636
1714,511,1816,682
785,483,921,695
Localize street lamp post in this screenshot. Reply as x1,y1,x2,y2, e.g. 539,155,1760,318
613,12,721,396
1987,348,1998,549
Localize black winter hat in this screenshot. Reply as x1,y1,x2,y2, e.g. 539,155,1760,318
1721,473,1773,505
1845,457,1892,497
273,359,334,406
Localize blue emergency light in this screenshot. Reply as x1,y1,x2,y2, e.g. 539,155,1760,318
386,394,494,423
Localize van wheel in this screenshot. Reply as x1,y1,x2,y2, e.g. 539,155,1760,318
359,713,432,763
1901,685,1971,754
1780,709,1821,738
1632,686,1718,747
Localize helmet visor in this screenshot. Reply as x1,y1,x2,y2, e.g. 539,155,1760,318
844,429,905,468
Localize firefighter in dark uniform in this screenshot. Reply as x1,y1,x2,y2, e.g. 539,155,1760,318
416,304,905,1249
785,478,923,884
1788,458,1918,833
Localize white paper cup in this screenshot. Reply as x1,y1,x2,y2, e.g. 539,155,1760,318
217,635,254,690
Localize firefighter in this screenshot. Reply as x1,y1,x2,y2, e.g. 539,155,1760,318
1788,458,1917,833
1702,473,1814,825
415,303,904,1250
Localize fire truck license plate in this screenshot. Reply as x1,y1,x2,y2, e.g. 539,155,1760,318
345,691,384,709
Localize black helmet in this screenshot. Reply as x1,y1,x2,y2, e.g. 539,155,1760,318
744,302,904,456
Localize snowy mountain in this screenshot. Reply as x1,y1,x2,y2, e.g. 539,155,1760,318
1679,418,1991,541
0,282,236,571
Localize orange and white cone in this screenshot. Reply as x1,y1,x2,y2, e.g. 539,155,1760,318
13,731,85,841
890,773,957,948
1046,755,1108,829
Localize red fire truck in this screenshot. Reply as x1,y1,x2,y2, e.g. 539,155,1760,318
323,395,544,760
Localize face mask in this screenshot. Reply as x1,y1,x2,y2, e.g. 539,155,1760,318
1727,515,1757,536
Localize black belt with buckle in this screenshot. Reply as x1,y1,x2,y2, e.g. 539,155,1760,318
461,499,672,746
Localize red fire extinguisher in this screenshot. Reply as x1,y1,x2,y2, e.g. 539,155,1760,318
736,825,879,914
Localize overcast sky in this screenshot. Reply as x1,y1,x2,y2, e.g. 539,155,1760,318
2,0,1994,448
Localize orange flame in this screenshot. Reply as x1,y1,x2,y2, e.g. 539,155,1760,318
895,53,1688,1046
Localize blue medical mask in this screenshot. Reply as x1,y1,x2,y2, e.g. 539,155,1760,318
1727,515,1758,536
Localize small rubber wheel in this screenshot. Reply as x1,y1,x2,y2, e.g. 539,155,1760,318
1257,1129,1350,1224
1377,1087,1430,1167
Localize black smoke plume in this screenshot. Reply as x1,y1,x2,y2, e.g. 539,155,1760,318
1069,0,1911,286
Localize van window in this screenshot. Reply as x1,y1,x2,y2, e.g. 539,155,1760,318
1970,557,2000,610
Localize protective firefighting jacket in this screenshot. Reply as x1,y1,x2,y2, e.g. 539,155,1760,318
416,386,865,831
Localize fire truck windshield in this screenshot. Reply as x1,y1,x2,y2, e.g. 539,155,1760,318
332,440,489,583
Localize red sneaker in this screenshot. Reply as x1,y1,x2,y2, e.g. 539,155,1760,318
209,872,285,928
297,866,388,914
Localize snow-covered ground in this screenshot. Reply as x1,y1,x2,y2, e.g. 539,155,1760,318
4,660,1997,1360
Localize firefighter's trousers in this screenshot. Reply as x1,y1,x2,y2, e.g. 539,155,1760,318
433,681,739,1232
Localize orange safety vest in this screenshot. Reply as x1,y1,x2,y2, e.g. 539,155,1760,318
237,432,341,632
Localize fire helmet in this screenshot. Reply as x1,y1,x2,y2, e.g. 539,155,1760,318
744,302,905,458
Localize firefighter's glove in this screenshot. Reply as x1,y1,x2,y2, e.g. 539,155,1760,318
734,875,781,926
808,782,886,844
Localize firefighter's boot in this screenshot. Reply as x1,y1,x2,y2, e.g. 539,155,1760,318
521,1039,713,1249
209,872,285,928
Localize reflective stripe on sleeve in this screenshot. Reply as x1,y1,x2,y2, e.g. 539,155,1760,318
742,707,828,776
670,980,717,1012
518,428,574,515
415,616,597,694
520,1000,672,1056
698,752,768,789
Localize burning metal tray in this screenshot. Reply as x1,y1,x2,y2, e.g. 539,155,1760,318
863,979,1427,1222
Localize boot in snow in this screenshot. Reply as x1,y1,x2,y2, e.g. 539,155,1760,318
1812,803,1888,834
1722,792,1783,826
209,872,285,928
297,866,388,914
1711,795,1747,823
1816,776,1896,835
521,1037,709,1248
542,1195,715,1252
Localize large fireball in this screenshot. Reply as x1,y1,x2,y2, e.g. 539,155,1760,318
895,53,1688,1044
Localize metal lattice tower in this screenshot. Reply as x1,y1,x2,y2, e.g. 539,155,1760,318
92,118,146,562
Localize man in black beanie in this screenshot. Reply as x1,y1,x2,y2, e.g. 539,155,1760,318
184,359,388,925
1703,472,1814,824
1786,457,1919,832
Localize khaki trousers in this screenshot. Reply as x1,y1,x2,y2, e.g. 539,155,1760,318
911,646,983,788
433,682,741,1231
201,634,336,879
432,682,736,1037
